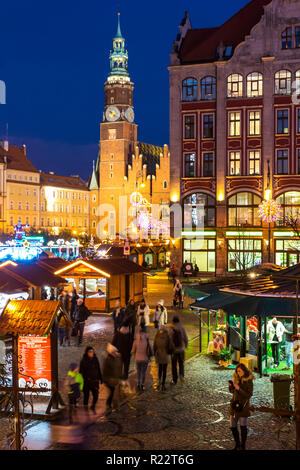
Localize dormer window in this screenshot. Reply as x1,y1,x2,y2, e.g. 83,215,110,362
282,27,292,49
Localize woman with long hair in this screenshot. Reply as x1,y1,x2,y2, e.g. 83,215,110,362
228,363,254,450
131,325,153,392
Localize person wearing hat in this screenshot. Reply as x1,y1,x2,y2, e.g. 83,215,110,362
64,363,84,424
153,300,168,329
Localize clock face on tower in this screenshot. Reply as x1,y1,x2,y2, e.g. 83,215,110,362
106,106,121,122
125,107,134,123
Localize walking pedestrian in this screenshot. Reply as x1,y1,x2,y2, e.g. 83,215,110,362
131,325,153,392
153,325,174,391
169,316,188,385
112,319,134,380
112,300,125,333
136,298,150,331
283,319,294,370
58,290,70,346
173,280,183,308
102,343,123,415
153,300,167,329
228,363,254,450
64,363,84,424
70,288,79,322
73,298,91,346
124,299,137,336
79,346,102,413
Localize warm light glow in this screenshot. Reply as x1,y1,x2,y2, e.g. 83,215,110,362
172,240,176,246
171,194,179,203
217,192,224,202
132,226,138,233
140,183,145,189
0,260,18,268
249,272,256,279
54,260,111,278
258,199,282,223
73,231,77,235
265,189,272,201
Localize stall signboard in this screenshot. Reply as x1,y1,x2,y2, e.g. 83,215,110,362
18,336,52,394
124,240,130,256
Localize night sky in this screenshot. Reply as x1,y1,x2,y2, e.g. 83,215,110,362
0,0,249,180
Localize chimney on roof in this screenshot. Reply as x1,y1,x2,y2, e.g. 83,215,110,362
0,140,9,152
23,144,26,155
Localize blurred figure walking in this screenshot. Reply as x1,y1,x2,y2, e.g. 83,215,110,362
79,346,102,413
153,325,174,391
131,325,153,392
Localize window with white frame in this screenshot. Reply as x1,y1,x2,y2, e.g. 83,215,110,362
248,110,261,136
227,74,243,98
247,72,263,97
229,151,241,176
275,70,292,95
229,112,241,137
249,150,261,175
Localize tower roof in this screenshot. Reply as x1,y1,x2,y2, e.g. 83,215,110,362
114,12,123,39
108,13,130,80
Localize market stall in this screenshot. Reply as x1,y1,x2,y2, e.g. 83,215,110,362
54,258,148,312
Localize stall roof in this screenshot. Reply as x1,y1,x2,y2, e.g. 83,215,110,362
54,258,147,277
37,258,70,273
0,270,28,294
0,300,61,336
221,294,297,317
2,263,66,288
190,291,246,311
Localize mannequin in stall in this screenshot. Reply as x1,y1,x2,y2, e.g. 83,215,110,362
267,317,291,368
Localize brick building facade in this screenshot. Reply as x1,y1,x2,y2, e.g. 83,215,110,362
90,14,170,240
169,0,300,275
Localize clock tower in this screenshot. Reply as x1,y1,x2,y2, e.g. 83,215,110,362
98,13,137,237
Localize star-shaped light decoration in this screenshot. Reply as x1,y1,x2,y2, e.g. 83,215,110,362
258,198,282,223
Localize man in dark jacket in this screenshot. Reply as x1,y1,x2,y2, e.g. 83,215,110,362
73,298,91,346
102,343,123,414
79,346,102,412
169,316,188,385
112,319,133,379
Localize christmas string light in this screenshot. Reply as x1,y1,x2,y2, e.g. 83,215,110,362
258,198,282,223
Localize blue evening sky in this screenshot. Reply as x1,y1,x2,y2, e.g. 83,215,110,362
0,0,249,180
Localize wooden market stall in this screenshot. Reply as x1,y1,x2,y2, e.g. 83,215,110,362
54,258,148,312
0,299,73,421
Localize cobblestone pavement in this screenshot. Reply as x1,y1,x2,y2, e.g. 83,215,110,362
50,354,296,451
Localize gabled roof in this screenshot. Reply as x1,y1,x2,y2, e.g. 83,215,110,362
0,300,60,336
37,258,70,273
54,258,147,277
2,263,66,288
40,172,88,191
179,0,272,64
0,270,28,294
0,144,39,173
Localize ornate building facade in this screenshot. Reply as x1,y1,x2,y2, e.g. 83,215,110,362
90,14,170,240
169,0,300,274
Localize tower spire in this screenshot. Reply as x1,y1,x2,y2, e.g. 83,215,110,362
115,12,123,39
108,13,129,80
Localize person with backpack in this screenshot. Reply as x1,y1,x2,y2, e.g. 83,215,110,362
131,325,153,392
153,300,167,329
64,363,84,424
136,299,150,331
169,316,188,385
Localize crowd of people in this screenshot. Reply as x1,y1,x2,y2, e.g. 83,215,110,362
62,293,255,451
64,297,189,421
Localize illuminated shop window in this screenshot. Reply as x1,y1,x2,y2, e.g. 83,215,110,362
228,192,261,226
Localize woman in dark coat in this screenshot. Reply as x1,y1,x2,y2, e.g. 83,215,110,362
112,319,133,380
112,300,125,333
79,346,102,412
228,363,254,450
124,299,137,336
153,325,174,391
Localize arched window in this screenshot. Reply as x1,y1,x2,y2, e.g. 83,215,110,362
275,70,291,95
182,78,198,102
247,72,263,97
163,180,168,189
227,74,243,98
276,191,300,225
282,27,292,49
228,192,261,226
201,76,216,100
296,70,300,95
183,193,216,228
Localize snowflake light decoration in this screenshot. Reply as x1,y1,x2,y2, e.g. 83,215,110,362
258,199,282,223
